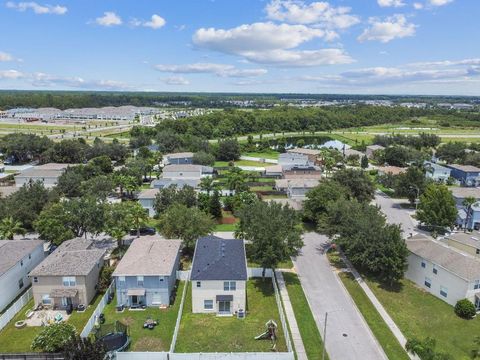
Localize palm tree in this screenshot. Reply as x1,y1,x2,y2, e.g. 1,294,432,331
0,217,26,240
125,202,149,238
199,177,216,195
463,196,477,232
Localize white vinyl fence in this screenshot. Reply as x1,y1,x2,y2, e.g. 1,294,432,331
170,273,190,352
80,281,115,338
176,270,191,281
247,268,273,278
272,272,293,353
116,353,293,360
0,287,32,331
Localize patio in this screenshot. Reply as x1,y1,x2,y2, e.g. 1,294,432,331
24,309,71,327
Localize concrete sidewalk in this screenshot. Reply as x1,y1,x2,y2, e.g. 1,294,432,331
340,254,416,360
275,271,308,360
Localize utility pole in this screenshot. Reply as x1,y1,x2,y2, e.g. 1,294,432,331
322,312,328,360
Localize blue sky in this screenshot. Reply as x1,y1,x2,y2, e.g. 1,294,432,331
0,0,479,95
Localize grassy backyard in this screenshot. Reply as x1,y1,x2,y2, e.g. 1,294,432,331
100,281,185,351
0,291,104,352
214,160,267,168
366,277,480,359
243,151,280,160
282,272,327,360
175,279,287,353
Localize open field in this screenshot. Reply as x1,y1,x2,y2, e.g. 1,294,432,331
175,279,287,353
366,277,480,359
100,281,184,351
283,272,327,360
0,291,104,352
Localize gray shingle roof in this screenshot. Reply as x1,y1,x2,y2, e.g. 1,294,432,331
450,187,480,199
113,237,182,276
447,164,480,173
191,236,247,281
30,238,105,277
0,240,44,276
407,235,480,281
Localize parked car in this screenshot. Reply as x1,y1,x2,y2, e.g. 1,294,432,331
129,227,156,236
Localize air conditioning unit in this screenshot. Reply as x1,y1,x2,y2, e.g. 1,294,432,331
237,309,245,319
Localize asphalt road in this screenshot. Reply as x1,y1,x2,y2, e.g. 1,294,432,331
374,190,417,238
294,232,387,360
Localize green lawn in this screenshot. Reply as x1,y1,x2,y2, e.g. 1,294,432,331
214,160,267,168
250,185,274,191
339,273,409,360
283,272,328,360
100,281,184,351
366,277,480,359
0,291,104,352
243,151,280,160
175,279,287,353
214,223,238,232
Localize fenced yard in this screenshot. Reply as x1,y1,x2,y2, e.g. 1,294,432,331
99,281,185,351
174,278,288,353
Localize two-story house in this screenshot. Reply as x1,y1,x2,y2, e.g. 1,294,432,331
29,238,105,310
287,148,320,164
446,164,480,187
138,188,159,217
113,237,181,308
406,234,480,308
191,236,247,315
164,152,194,166
0,240,44,312
443,231,480,258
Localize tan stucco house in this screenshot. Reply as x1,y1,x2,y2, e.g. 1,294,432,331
191,236,247,315
29,238,105,310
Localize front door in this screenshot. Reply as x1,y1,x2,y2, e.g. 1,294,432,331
61,297,72,307
475,296,480,310
131,295,138,306
218,301,231,314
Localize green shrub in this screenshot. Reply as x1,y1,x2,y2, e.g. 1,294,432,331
454,299,476,319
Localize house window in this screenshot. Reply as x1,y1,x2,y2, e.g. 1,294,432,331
20,260,23,267
62,276,76,287
159,277,164,282
440,286,448,298
196,281,201,288
433,265,438,275
476,249,480,255
33,277,38,283
118,276,125,286
28,254,31,260
224,281,236,291
137,276,144,287
42,294,52,305
474,280,480,290
204,300,213,310
421,260,426,268
424,277,431,288
18,278,24,289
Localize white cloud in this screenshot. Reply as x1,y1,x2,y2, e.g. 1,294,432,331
6,1,66,15
193,22,353,66
358,15,416,43
265,0,360,29
413,2,424,9
95,12,122,27
163,76,190,85
0,70,24,80
428,0,453,6
131,14,166,29
155,63,268,78
377,0,405,7
0,52,14,62
31,73,130,90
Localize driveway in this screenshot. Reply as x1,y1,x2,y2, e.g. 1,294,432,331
293,232,387,360
375,190,417,238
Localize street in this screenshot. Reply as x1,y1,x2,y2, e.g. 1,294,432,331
293,232,388,360
374,190,417,238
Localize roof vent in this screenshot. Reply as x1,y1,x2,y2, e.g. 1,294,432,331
472,237,479,241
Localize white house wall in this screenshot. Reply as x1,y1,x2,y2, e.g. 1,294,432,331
191,280,246,314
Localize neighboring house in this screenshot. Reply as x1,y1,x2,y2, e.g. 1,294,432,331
164,152,194,166
268,198,303,211
406,234,480,308
113,237,181,308
451,187,480,207
377,166,407,176
283,165,322,179
14,163,73,188
320,140,351,152
191,236,247,314
29,238,105,310
138,188,159,217
0,240,44,313
443,231,480,258
150,178,201,190
424,161,452,182
275,179,320,199
343,148,364,158
162,165,214,180
463,202,480,230
278,153,311,167
366,145,385,159
264,165,283,178
447,164,480,187
287,148,320,164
